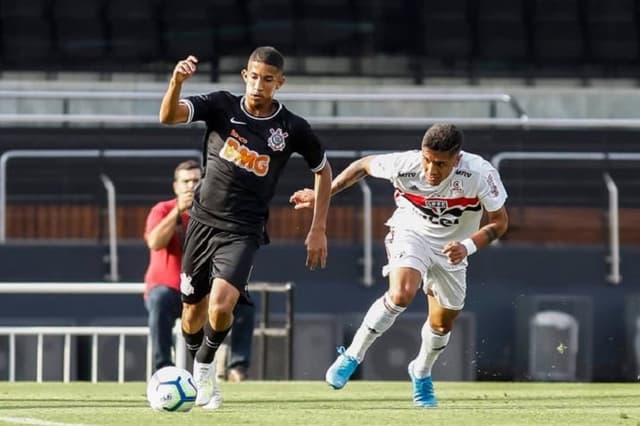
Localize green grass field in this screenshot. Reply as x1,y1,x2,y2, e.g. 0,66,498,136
1,381,639,425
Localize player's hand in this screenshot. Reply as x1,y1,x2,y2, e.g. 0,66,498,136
442,241,467,265
305,228,327,271
177,190,194,213
289,188,315,210
172,55,198,83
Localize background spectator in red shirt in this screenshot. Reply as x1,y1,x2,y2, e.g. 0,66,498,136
144,159,201,372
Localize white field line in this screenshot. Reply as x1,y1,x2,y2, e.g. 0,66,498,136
0,416,96,426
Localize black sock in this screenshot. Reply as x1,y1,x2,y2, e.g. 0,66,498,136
195,320,231,364
182,328,204,360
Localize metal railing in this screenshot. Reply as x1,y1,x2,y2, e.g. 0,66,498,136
0,90,528,123
0,281,294,382
3,90,639,286
490,151,640,285
99,173,118,282
0,148,383,286
0,148,203,280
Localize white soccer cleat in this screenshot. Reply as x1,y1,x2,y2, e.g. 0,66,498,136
193,360,215,406
202,376,223,410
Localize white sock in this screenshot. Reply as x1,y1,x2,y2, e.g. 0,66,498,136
413,321,451,378
345,292,406,362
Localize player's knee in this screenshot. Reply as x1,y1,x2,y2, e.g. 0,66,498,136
429,322,452,335
386,290,413,307
181,303,206,332
208,301,234,325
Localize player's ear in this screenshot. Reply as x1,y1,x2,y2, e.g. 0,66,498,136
241,68,248,82
276,75,285,90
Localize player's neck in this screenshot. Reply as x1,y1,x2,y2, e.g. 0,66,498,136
243,98,276,117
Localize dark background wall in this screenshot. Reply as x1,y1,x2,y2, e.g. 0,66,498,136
1,242,639,382
2,126,639,208
1,127,638,381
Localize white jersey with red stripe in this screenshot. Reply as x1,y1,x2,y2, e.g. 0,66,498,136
369,149,507,255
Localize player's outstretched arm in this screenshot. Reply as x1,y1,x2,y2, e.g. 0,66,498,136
159,55,198,125
304,163,332,271
289,155,375,209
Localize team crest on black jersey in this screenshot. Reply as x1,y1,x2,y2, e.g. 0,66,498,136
267,128,288,151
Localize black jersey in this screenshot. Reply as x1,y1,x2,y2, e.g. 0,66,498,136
180,91,327,242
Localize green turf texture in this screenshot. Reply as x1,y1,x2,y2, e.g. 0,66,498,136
1,381,639,425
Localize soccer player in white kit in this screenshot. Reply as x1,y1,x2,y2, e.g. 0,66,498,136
289,123,509,407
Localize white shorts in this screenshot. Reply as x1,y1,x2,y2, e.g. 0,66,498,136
382,227,466,310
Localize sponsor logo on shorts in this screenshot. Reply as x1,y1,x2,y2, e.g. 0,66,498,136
180,273,195,296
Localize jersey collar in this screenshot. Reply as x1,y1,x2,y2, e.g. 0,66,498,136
240,96,283,120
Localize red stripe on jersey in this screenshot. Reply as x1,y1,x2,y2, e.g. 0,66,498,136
396,190,480,209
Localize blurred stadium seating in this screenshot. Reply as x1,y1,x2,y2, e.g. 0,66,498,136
1,0,639,80
1,1,640,384
0,3,637,280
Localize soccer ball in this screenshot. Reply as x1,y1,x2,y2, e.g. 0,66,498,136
146,366,197,412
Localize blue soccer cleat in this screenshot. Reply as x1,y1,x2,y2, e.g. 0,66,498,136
408,360,438,408
325,346,359,389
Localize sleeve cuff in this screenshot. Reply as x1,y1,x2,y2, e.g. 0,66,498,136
179,99,194,123
310,153,328,173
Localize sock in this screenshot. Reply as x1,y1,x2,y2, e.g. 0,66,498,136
345,292,406,362
195,320,231,364
182,328,204,360
413,321,451,378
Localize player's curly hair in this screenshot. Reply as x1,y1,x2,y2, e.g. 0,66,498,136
421,123,463,153
249,46,284,71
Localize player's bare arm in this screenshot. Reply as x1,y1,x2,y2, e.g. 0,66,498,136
305,163,332,270
289,155,374,209
159,55,198,124
443,206,509,264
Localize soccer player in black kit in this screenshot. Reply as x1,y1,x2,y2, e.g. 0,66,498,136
159,46,332,409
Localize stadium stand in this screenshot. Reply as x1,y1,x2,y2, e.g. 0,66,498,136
585,0,640,69
421,0,474,74
530,0,586,74
105,0,162,66
0,0,639,80
51,0,107,63
246,0,297,61
475,0,530,74
0,0,54,68
2,2,640,385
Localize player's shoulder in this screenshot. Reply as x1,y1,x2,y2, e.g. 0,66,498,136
370,150,420,177
279,103,308,126
458,151,496,175
380,150,421,166
189,90,237,104
276,103,317,138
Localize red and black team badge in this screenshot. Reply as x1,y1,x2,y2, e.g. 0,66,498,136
267,128,288,151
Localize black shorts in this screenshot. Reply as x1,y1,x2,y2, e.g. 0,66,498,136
180,219,259,305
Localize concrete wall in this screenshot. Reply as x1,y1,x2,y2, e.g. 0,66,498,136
3,79,640,119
